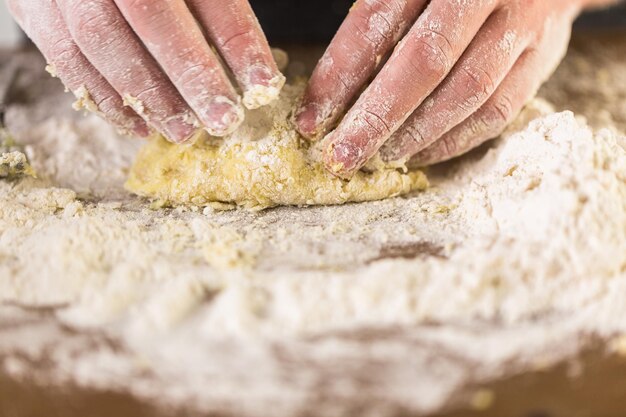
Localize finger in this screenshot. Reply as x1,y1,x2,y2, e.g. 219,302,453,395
410,48,553,166
410,8,575,167
322,0,498,178
187,0,285,110
56,0,198,143
380,8,532,164
114,0,244,136
6,0,149,137
294,0,427,140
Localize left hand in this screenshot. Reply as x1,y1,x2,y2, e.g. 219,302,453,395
294,0,583,177
7,0,284,142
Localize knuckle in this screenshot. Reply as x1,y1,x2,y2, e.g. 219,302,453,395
492,95,514,124
364,0,406,29
401,31,454,82
175,63,212,88
463,117,486,140
97,94,122,112
346,19,384,50
97,94,141,129
117,0,151,13
349,1,398,48
49,38,82,68
358,0,395,13
457,66,496,103
360,109,391,137
455,109,491,141
440,137,457,158
216,28,254,50
69,1,118,45
121,0,170,27
333,70,353,95
133,85,161,104
475,96,514,136
422,137,457,164
405,123,426,146
523,47,541,63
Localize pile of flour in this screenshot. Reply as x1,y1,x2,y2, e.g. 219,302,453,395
1,45,626,415
1,98,625,415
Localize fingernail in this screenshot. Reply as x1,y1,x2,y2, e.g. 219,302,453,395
294,104,321,140
322,134,360,179
247,64,274,86
243,66,286,109
202,98,244,137
295,100,336,141
161,116,197,143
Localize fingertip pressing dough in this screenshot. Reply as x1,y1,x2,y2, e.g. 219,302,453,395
126,85,428,210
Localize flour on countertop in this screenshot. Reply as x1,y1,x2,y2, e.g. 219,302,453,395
1,99,625,416
1,46,626,416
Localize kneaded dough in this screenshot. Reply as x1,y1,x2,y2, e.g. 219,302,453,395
126,85,428,210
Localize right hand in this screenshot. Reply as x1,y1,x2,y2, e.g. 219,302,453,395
7,0,285,142
293,0,582,177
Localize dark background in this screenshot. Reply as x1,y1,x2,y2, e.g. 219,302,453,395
249,0,626,44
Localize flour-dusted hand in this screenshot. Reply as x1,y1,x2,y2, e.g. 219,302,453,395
7,0,285,142
295,0,618,177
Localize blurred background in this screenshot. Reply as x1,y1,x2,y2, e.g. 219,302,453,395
1,0,625,48
253,0,626,43
0,1,19,47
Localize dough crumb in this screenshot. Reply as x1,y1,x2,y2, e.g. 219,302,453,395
0,151,35,179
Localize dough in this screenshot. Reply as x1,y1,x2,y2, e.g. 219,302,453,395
125,85,428,210
1,131,35,179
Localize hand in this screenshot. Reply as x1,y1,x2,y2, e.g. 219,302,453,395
294,0,586,177
7,0,285,142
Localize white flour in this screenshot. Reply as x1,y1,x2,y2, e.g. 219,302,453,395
0,94,625,415
1,44,626,415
